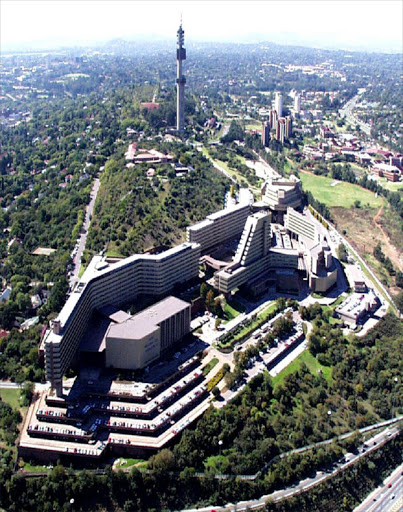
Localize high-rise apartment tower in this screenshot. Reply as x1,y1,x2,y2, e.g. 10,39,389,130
176,23,186,132
294,93,301,113
275,92,283,118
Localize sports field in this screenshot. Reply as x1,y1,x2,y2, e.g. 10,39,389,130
299,172,383,208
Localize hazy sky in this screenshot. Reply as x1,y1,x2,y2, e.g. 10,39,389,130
1,0,402,52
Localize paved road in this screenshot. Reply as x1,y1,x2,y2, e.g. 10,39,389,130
339,91,371,136
70,177,101,285
0,381,21,389
354,463,403,512
181,424,402,512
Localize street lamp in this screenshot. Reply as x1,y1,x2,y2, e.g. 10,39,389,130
217,439,224,497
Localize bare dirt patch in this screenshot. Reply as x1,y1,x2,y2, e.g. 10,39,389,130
331,205,402,292
331,206,378,255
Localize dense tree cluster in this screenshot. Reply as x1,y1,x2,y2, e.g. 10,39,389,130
0,326,44,382
264,436,403,512
87,147,228,256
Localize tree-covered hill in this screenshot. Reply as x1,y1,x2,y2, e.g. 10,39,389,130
86,146,228,257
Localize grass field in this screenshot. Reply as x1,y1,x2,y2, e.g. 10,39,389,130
202,148,259,191
224,298,245,321
19,461,50,473
284,158,298,176
224,303,241,321
0,388,21,410
272,350,332,388
245,121,262,131
106,250,125,258
300,172,383,209
218,301,278,349
114,458,147,469
231,302,277,341
202,358,219,376
378,178,403,192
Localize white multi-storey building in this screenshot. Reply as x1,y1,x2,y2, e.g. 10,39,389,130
43,243,200,396
186,203,250,253
294,93,301,113
274,92,283,118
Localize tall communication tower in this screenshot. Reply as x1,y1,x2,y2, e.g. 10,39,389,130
176,22,186,132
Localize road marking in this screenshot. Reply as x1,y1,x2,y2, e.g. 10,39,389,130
390,496,403,512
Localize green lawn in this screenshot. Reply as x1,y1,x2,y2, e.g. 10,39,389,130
0,388,21,410
202,148,259,191
114,458,147,469
333,162,366,174
218,301,278,349
224,298,245,321
272,350,332,388
235,302,276,337
202,358,219,376
284,159,297,176
245,121,262,131
300,172,383,209
363,253,392,287
78,264,86,279
224,303,241,321
19,461,50,473
378,178,403,192
106,249,125,258
231,302,277,341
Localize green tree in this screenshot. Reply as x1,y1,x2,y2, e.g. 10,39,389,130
206,290,215,312
149,448,176,473
337,243,348,263
200,282,209,299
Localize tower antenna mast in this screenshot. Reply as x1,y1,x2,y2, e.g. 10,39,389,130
176,20,186,132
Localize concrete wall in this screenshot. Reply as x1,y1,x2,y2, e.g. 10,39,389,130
105,328,161,370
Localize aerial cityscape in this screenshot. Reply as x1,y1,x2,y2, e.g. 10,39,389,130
0,1,402,511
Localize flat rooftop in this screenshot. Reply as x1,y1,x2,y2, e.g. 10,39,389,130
132,296,190,325
98,305,131,324
107,296,190,341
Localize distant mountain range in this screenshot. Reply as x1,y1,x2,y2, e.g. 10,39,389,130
3,32,401,55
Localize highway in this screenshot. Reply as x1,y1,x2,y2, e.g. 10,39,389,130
354,463,403,512
339,91,372,136
181,424,402,512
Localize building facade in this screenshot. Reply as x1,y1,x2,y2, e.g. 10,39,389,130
294,93,301,113
105,296,191,370
261,175,303,222
275,92,283,118
261,121,270,146
43,243,200,396
284,207,318,242
186,203,250,253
